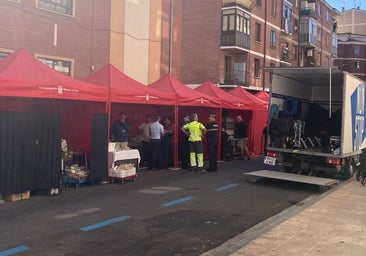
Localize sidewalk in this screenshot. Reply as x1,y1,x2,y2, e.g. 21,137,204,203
203,178,366,256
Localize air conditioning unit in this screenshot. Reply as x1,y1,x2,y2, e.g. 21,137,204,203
307,50,313,57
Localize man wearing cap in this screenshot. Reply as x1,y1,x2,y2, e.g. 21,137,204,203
181,113,206,172
206,113,219,172
179,114,190,169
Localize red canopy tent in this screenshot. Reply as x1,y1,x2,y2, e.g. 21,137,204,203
82,64,176,106
195,80,257,159
0,49,108,151
149,74,222,167
255,90,269,102
0,49,108,194
82,64,177,163
228,87,268,156
0,49,107,102
195,80,253,110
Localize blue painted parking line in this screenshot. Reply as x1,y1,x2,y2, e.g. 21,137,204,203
160,196,193,207
0,245,29,256
80,215,131,232
215,183,240,191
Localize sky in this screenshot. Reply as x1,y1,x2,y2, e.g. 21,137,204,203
326,0,364,12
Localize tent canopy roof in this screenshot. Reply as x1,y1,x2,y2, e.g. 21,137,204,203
149,74,221,107
255,90,269,102
229,86,268,109
82,64,176,105
195,80,254,110
0,48,107,102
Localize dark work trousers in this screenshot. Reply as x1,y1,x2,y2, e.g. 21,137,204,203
141,141,151,167
150,139,161,169
207,140,217,171
179,139,190,168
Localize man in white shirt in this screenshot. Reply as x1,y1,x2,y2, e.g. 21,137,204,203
149,115,164,170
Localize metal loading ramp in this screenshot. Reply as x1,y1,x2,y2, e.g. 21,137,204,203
245,170,339,188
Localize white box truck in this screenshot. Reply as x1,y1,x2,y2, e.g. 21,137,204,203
264,67,366,180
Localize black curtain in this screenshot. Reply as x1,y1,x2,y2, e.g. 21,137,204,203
34,112,62,189
89,113,108,182
0,112,37,195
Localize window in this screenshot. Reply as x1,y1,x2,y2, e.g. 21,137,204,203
282,3,292,33
37,0,73,15
256,0,262,7
233,62,246,84
255,23,261,42
271,0,277,16
270,30,276,48
254,59,260,78
355,61,360,69
355,46,361,55
37,57,72,76
222,9,237,32
318,3,322,16
326,10,330,22
236,12,250,35
222,9,250,34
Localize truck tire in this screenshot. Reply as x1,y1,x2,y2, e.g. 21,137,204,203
342,159,354,180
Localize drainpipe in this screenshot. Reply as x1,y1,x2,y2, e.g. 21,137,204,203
168,0,174,74
262,0,268,90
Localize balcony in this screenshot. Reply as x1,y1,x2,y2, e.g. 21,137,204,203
299,33,317,48
299,17,317,48
223,69,249,86
300,8,317,19
222,0,251,9
221,31,250,51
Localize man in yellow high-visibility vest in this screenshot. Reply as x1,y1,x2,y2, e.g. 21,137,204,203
181,113,207,172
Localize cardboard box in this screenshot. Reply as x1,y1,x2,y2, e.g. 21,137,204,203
4,191,30,202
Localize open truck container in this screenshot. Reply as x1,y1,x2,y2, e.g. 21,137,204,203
264,67,366,179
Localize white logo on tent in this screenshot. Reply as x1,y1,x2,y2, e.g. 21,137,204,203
135,94,159,101
38,85,79,94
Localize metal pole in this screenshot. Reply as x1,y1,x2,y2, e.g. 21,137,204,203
329,67,332,118
168,0,174,74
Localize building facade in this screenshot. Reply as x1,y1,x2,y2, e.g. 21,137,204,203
0,0,339,89
334,9,366,81
0,0,166,84
174,0,338,90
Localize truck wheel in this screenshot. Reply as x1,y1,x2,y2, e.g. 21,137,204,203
342,160,354,180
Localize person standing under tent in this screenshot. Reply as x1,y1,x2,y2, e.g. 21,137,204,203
206,113,219,172
179,114,190,169
138,114,152,168
149,115,164,171
235,115,250,160
181,113,207,172
110,112,131,151
160,117,174,168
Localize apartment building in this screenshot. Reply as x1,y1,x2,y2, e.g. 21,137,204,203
0,0,339,89
0,0,167,84
175,0,339,90
334,8,366,81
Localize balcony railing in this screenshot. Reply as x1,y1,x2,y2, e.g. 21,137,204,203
300,8,317,19
224,69,249,86
222,0,251,9
299,33,317,48
221,31,250,50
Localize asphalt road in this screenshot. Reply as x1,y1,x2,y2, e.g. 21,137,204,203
0,156,323,256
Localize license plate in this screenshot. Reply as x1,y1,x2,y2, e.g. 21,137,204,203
264,156,277,165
